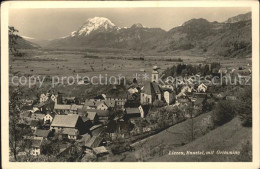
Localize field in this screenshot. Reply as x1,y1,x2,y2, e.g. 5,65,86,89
10,49,251,85
151,117,252,162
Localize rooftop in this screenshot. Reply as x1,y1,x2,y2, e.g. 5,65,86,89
35,129,51,138
85,136,103,148
87,112,97,121
84,109,110,117
93,146,108,155
54,104,71,110
125,107,140,115
62,128,79,136
51,115,79,128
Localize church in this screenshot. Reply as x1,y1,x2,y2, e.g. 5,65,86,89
140,66,164,105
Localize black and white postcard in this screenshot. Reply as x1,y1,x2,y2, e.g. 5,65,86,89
1,1,259,169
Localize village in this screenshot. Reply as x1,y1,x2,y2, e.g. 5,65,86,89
13,63,251,162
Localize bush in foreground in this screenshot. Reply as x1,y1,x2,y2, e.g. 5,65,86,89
212,100,236,126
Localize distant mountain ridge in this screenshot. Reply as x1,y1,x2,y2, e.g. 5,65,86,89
14,36,41,49
225,12,251,23
29,12,252,58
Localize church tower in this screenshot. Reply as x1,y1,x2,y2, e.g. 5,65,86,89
151,66,159,83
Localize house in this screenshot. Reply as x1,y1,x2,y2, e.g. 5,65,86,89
83,109,110,123
54,104,71,114
79,134,92,147
194,93,208,99
93,146,109,157
96,102,109,110
85,136,103,149
161,84,174,91
104,93,127,109
87,112,98,124
30,120,40,131
84,99,101,109
57,143,73,157
33,101,49,113
197,83,207,93
40,93,48,103
79,111,98,127
125,105,145,118
225,95,237,101
70,104,84,114
213,92,226,100
34,129,51,139
103,100,116,109
30,138,43,156
43,113,55,124
50,94,57,102
23,98,35,106
50,114,85,135
128,87,139,94
84,99,115,110
61,128,79,140
125,107,141,118
63,97,76,104
32,112,45,121
163,90,175,105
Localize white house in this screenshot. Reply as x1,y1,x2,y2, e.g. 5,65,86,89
197,83,207,93
96,102,108,110
128,87,139,94
50,94,57,102
44,113,54,124
138,105,145,118
40,94,49,103
62,128,79,140
164,90,174,105
30,138,43,156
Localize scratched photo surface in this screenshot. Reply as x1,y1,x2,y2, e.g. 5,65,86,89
8,7,252,162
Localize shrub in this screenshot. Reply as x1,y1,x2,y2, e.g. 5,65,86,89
153,100,166,108
212,100,236,126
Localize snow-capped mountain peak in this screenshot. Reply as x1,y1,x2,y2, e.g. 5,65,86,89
71,17,119,37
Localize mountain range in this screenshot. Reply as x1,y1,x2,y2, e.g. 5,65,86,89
17,12,252,58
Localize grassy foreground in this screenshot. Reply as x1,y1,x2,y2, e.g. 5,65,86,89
150,117,252,162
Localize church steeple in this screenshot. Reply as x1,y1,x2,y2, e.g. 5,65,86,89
152,66,159,83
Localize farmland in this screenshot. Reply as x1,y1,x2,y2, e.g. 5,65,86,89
10,49,250,79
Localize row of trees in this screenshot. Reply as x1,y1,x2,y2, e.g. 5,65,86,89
162,62,221,77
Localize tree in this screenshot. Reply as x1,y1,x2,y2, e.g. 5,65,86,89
152,100,166,108
9,26,20,56
235,86,252,127
9,87,32,161
212,100,236,126
186,104,195,141
133,78,138,84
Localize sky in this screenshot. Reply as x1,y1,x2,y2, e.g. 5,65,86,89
9,7,251,40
